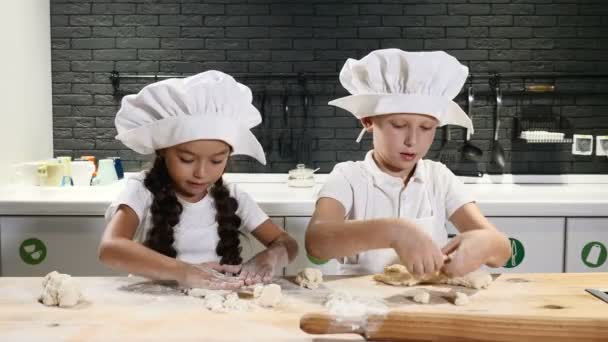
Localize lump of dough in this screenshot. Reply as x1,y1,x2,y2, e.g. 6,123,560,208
454,292,469,306
256,284,282,308
444,270,493,289
39,271,81,308
373,264,441,286
252,284,264,299
295,268,323,289
374,264,493,290
412,290,431,304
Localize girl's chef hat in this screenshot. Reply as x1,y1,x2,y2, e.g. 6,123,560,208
115,70,266,165
329,49,473,142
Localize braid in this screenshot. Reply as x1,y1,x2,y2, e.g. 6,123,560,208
211,177,243,265
143,155,182,258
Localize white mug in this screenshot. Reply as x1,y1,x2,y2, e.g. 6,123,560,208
93,159,118,186
71,161,95,186
12,162,43,186
37,161,65,187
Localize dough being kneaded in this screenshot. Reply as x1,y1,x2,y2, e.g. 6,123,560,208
39,271,82,308
373,264,493,290
295,268,323,289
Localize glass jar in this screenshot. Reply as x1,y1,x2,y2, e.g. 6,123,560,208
287,164,316,188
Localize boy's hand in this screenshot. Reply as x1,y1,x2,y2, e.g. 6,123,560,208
391,219,445,276
441,230,495,277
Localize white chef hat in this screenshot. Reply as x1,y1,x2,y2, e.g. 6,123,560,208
115,70,266,165
328,49,473,142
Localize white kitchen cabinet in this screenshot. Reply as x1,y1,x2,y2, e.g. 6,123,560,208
0,216,121,276
447,217,565,273
284,217,340,276
240,216,285,275
565,218,608,272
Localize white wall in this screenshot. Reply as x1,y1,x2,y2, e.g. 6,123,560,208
0,1,53,185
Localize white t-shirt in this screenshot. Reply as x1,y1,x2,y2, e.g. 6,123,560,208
105,172,269,264
318,150,475,235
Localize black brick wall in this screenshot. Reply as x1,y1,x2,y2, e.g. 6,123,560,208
50,0,608,174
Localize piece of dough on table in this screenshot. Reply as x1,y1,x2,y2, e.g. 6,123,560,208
373,264,493,289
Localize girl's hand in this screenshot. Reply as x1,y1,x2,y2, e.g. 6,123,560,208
180,263,244,290
441,230,495,277
239,248,286,285
390,219,445,276
197,261,242,276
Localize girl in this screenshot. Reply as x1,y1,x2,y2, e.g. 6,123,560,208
99,71,298,290
306,49,511,277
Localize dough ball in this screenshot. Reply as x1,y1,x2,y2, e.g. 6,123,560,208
256,284,282,308
412,290,431,304
295,268,323,289
39,271,81,308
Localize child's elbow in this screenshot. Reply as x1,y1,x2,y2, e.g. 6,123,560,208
97,239,116,266
304,225,326,260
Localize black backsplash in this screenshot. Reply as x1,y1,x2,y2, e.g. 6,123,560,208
50,0,608,174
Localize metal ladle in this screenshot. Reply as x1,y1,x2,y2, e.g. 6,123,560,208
462,86,483,161
491,87,506,170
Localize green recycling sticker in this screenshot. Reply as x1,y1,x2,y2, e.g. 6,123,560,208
19,238,47,265
581,241,607,268
504,238,525,268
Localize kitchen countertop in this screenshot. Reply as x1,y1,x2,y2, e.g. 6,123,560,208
0,173,607,217
1,273,607,341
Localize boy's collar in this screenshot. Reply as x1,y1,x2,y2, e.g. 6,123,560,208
363,150,425,187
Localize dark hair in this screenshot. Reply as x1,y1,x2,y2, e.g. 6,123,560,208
143,154,242,265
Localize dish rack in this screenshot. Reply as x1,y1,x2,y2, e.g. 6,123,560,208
514,112,572,144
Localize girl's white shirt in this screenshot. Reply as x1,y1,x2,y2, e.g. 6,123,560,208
105,171,269,264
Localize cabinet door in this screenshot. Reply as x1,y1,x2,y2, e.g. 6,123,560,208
566,218,608,272
284,217,340,276
239,217,285,276
447,217,565,273
0,216,122,276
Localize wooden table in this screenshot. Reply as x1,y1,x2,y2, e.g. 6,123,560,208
1,273,607,341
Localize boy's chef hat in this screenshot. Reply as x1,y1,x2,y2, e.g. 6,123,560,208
329,49,473,142
115,70,266,165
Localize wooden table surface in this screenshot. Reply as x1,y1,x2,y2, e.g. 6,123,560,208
1,273,607,341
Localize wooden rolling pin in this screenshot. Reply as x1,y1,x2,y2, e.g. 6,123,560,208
300,311,608,342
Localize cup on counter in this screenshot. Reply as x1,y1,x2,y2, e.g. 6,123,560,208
37,161,65,187
12,161,43,186
79,156,97,177
71,160,96,186
92,159,118,186
57,156,73,186
112,157,124,180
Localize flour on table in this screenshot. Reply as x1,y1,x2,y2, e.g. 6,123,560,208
324,291,388,321
374,264,493,289
39,271,82,308
295,268,323,289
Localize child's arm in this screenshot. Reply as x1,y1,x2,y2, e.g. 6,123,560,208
239,219,298,285
306,197,445,276
442,202,511,276
99,204,243,290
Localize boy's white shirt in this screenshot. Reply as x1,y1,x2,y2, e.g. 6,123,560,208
105,172,269,264
317,150,475,274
